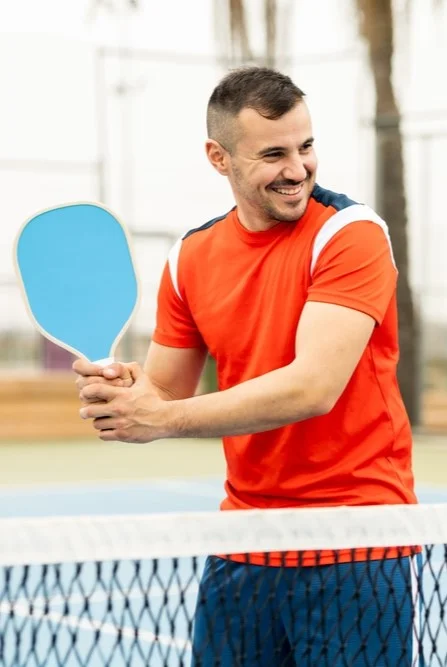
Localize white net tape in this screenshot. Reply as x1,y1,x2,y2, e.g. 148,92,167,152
2,503,447,566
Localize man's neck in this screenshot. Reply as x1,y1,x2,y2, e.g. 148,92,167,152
236,203,283,233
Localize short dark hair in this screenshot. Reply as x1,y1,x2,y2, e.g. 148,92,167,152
207,66,306,151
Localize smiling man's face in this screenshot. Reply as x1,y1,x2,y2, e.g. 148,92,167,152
223,102,317,230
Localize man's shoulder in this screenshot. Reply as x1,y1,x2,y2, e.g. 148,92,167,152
311,184,361,212
167,209,233,283
309,186,393,272
181,208,234,243
310,184,386,237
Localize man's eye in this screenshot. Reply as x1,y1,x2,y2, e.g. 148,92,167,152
301,143,313,152
264,152,283,159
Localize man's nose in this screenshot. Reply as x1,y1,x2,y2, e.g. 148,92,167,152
281,154,307,182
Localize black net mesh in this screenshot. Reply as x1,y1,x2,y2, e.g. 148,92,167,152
0,507,446,666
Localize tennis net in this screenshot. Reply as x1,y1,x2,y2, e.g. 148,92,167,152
1,503,447,666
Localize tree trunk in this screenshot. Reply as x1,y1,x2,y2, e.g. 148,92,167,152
264,0,277,67
357,0,420,424
228,0,253,63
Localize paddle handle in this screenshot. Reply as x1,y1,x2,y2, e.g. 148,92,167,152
94,357,115,367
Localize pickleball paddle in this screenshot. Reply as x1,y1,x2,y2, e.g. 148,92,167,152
14,202,139,367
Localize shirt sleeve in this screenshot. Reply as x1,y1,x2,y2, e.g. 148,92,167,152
152,261,206,348
306,220,397,325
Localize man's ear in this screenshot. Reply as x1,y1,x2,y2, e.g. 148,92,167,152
205,140,230,176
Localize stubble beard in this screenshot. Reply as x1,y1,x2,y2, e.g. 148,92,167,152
231,163,314,225
259,175,315,223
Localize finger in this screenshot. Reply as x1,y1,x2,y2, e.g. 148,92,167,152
76,375,129,391
98,429,120,442
127,362,144,382
80,395,107,406
92,417,121,430
80,402,117,420
72,358,104,377
80,383,121,404
103,363,133,381
97,429,154,444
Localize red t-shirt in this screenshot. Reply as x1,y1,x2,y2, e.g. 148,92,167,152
152,185,417,565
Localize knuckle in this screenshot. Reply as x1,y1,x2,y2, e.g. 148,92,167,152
81,386,92,400
77,376,103,389
114,405,123,417
83,385,99,401
89,376,105,386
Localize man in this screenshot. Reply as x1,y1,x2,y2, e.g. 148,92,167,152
74,67,419,666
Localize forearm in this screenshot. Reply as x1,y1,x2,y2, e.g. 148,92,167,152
165,363,329,438
152,381,181,402
143,343,207,402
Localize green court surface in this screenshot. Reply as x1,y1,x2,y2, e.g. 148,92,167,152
0,432,445,488
0,437,225,486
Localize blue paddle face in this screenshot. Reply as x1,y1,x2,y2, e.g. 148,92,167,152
15,203,139,362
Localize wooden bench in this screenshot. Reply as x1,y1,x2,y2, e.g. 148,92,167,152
422,390,447,432
0,375,446,440
0,374,92,439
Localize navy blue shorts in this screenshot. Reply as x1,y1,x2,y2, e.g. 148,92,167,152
191,554,421,666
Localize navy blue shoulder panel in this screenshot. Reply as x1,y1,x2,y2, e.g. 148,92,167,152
312,184,359,211
182,209,234,240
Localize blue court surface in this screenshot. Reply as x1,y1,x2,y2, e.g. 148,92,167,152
1,478,446,666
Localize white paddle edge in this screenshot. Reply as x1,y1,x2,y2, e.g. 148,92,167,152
13,201,142,367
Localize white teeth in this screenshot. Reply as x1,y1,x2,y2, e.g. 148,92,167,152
273,187,301,196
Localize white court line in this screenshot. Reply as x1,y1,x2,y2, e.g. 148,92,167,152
0,601,192,653
4,583,200,609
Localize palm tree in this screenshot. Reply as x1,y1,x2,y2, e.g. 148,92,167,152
356,0,417,424
218,0,428,424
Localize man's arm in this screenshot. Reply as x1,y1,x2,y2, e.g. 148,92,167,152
164,301,374,437
143,341,208,400
79,301,374,442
